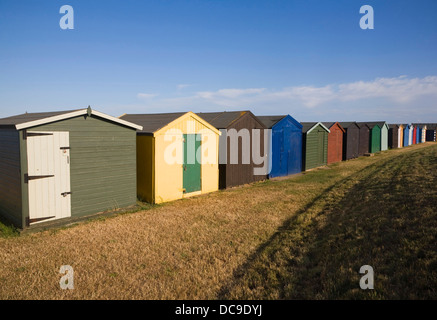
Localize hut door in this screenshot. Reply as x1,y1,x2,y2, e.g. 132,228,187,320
183,134,201,193
317,131,325,166
283,127,292,175
336,130,343,160
26,131,71,224
279,128,285,175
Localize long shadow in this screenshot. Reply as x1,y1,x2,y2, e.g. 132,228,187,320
218,147,437,299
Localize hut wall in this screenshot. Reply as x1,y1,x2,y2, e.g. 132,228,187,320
222,115,267,188
343,125,359,160
358,125,370,156
154,115,219,203
28,115,137,218
327,123,343,164
303,126,328,170
0,129,23,227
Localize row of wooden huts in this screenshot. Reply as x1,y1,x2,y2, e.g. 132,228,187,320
0,107,435,229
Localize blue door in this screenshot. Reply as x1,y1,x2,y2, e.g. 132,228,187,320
288,126,302,175
269,116,302,178
403,126,409,146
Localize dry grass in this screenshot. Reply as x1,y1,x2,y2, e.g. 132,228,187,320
0,143,436,299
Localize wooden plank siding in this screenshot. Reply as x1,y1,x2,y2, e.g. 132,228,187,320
223,114,267,188
325,122,345,164
136,135,155,203
27,115,137,218
303,126,328,171
339,122,360,160
358,124,370,156
370,126,381,153
0,129,23,227
380,124,389,151
388,125,399,149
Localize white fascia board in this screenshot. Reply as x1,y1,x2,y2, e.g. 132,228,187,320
92,110,143,131
306,122,330,134
15,109,87,130
15,109,143,131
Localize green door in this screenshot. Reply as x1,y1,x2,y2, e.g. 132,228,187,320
317,130,325,166
183,134,201,193
370,127,381,153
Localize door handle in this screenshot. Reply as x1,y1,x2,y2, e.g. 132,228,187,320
61,192,72,197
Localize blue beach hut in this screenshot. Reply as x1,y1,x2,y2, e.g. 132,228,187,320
403,124,410,146
257,115,303,178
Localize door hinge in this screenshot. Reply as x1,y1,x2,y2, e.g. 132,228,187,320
25,174,54,183
27,216,56,225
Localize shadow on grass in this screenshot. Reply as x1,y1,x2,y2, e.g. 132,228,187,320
218,146,437,299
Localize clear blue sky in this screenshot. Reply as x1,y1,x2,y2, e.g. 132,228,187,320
1,0,436,122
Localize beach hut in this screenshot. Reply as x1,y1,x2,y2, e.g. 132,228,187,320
380,122,389,151
357,122,382,153
416,126,421,144
196,111,267,189
120,112,220,204
0,107,142,229
257,115,303,178
388,124,399,149
365,121,389,151
421,125,427,143
409,125,414,145
413,125,418,144
425,124,436,142
411,124,417,144
301,122,330,171
398,124,404,148
357,123,370,156
338,122,360,160
369,124,381,153
403,124,410,146
323,122,345,164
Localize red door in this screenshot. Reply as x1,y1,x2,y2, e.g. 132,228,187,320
412,127,417,144
327,126,343,164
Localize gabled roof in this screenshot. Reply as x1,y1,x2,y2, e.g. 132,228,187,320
368,121,388,129
412,123,437,129
338,122,360,129
322,122,345,133
120,112,186,133
120,112,220,135
356,122,371,130
388,124,400,129
356,122,385,130
196,111,266,129
300,122,330,134
257,115,303,129
257,115,287,129
0,107,143,131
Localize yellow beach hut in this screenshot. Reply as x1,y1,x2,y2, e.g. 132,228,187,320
120,112,220,204
398,124,404,148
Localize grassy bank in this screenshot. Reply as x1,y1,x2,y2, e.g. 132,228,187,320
0,143,436,299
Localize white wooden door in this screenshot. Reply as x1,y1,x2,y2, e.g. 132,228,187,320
27,131,71,224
